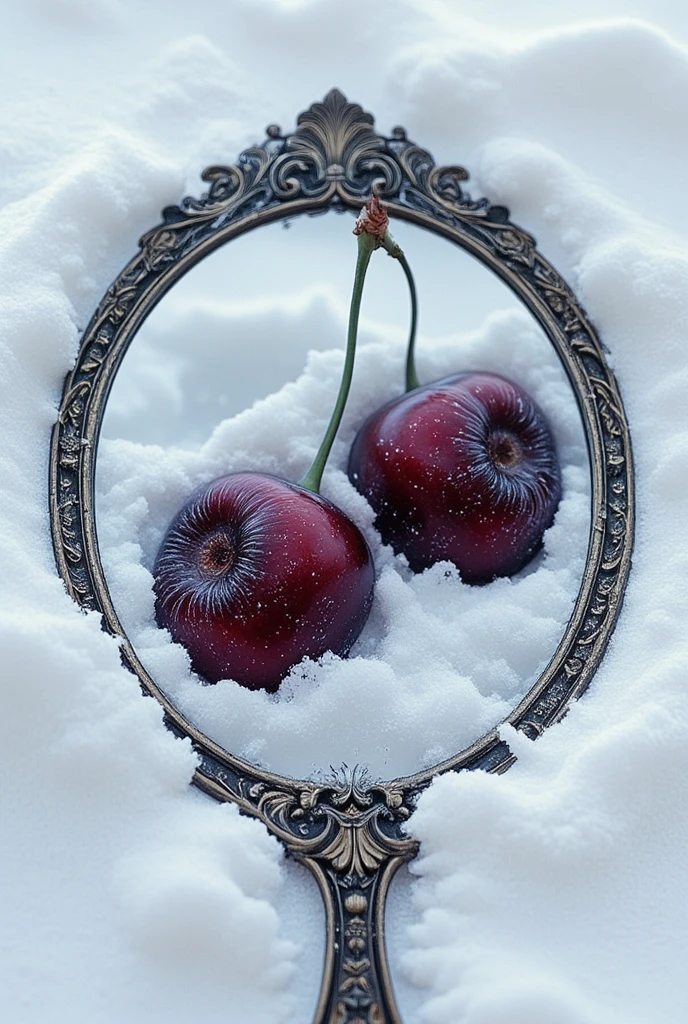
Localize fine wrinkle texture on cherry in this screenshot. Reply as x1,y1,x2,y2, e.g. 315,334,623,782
153,473,375,691
348,372,562,583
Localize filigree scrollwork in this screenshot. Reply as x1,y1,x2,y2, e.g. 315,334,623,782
181,163,245,213
493,226,536,267
316,801,414,875
141,227,181,272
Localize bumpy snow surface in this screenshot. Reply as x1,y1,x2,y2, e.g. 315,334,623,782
3,2,688,1022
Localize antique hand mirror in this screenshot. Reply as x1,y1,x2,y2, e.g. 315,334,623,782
50,91,634,1024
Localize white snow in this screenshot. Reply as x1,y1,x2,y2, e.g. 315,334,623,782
3,2,688,1023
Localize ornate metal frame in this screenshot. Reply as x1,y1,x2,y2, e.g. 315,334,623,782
49,91,634,1024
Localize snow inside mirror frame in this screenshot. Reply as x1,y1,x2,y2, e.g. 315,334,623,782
50,90,634,1024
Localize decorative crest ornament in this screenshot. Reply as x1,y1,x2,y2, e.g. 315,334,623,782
50,91,634,1024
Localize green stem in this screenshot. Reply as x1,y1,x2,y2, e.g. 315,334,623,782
380,234,419,392
398,251,419,392
300,231,376,494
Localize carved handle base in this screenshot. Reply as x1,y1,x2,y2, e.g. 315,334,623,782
299,854,411,1024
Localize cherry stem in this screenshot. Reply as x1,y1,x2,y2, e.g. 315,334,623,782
379,234,419,392
300,231,377,494
398,250,419,392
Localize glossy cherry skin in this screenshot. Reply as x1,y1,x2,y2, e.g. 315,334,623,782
348,372,561,583
153,473,374,691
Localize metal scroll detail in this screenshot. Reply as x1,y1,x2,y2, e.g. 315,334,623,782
196,762,418,1024
49,90,634,1024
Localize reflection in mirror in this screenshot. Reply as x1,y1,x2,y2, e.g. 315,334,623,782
96,212,591,781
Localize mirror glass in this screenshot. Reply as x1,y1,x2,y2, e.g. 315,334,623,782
96,211,591,780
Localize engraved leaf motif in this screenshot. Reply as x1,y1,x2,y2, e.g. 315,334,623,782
318,820,387,875
290,88,378,170
493,227,535,267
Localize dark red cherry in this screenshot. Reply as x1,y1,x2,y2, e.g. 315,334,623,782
348,372,561,583
153,473,374,691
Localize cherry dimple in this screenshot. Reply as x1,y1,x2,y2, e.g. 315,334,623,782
488,430,525,472
199,532,236,576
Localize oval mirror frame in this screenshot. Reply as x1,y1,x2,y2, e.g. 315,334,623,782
49,91,634,1024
